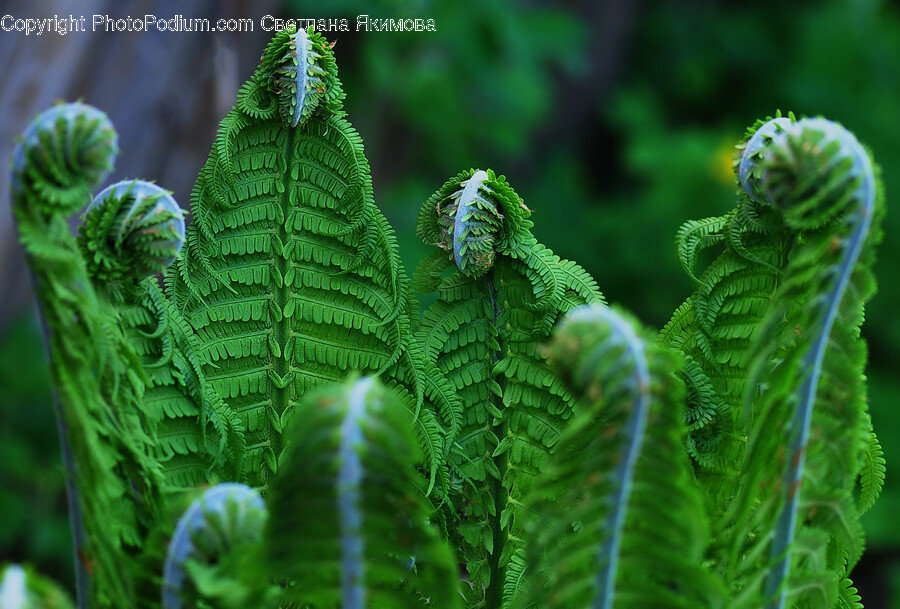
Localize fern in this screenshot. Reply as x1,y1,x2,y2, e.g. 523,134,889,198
264,376,461,608
719,118,883,608
162,484,270,609
78,180,246,491
11,103,166,608
165,26,454,488
660,113,800,505
8,28,889,609
414,168,603,607
522,305,723,609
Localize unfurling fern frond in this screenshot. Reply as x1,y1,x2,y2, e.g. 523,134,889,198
11,103,165,608
415,168,603,606
78,180,245,492
265,377,461,609
660,113,799,506
521,305,722,609
166,26,452,488
80,180,185,284
721,117,883,609
162,483,271,609
11,103,118,214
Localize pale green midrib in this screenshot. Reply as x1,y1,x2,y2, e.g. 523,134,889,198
486,270,507,609
766,210,874,609
269,119,295,484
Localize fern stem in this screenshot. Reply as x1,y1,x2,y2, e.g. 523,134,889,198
486,271,505,609
570,307,652,609
764,120,875,608
26,265,90,609
267,123,297,485
339,377,375,609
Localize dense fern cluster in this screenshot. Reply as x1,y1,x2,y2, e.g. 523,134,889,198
7,26,886,609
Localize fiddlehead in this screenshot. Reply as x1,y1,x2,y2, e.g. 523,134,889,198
11,102,117,215
80,180,185,284
660,113,798,505
415,168,603,607
265,377,461,609
11,103,165,608
520,305,721,609
265,25,343,128
162,483,269,609
167,27,452,488
722,117,883,608
79,181,245,492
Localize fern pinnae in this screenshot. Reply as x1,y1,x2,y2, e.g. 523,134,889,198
676,216,727,282
167,27,436,485
12,103,168,608
731,117,880,609
267,377,461,609
659,114,801,502
415,168,603,606
522,304,719,609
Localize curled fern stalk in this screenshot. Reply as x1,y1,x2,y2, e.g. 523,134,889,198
264,377,461,609
659,113,800,504
167,27,453,488
521,305,722,609
722,118,884,609
415,168,603,607
79,181,246,491
10,103,165,608
162,483,270,609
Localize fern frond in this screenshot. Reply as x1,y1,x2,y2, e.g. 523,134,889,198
721,117,883,609
76,180,246,492
79,180,185,283
266,377,461,609
857,421,885,515
166,27,440,487
521,305,723,609
11,103,165,608
415,168,603,606
162,484,271,609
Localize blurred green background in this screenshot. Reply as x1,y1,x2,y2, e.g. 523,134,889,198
2,0,898,605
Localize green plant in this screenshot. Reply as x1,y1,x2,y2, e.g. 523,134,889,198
4,26,885,609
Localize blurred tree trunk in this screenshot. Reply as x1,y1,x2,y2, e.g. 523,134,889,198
0,0,279,330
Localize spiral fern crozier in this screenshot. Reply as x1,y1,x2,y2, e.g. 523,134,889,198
162,483,267,609
80,180,185,282
11,103,117,214
722,116,883,609
11,102,166,609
